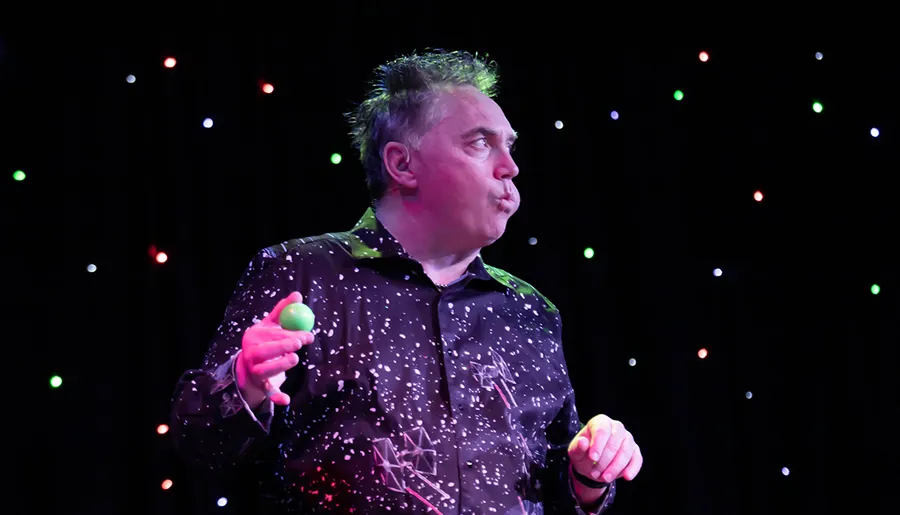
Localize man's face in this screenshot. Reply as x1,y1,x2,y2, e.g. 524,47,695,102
410,85,520,248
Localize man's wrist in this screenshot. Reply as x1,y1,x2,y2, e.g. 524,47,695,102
569,464,609,508
234,353,268,410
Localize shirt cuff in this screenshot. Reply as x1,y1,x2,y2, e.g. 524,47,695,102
212,350,275,432
568,469,616,514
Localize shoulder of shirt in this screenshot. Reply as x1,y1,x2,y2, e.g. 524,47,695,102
481,263,559,316
255,231,353,261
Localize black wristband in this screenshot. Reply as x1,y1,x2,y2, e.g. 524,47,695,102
571,467,610,490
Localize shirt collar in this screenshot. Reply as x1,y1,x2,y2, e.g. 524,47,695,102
346,207,514,293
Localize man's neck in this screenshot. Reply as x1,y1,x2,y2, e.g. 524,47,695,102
374,196,481,287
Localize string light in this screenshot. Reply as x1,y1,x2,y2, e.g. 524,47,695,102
203,118,214,128
164,57,176,68
583,247,594,259
812,101,823,113
126,74,136,83
156,252,168,264
870,128,880,137
157,424,169,435
674,89,684,101
217,498,228,507
262,83,274,94
161,479,173,490
50,375,62,388
815,52,823,60
554,120,564,129
699,51,709,62
698,348,708,359
628,358,637,367
87,264,97,273
713,268,723,277
331,153,342,165
12,170,25,181
610,111,619,120
527,237,537,245
745,391,753,399
754,190,764,202
871,284,880,295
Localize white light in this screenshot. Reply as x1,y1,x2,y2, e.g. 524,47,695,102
126,74,136,83
203,118,214,128
610,111,619,120
554,120,564,129
815,52,823,60
217,497,228,507
781,467,790,476
870,128,880,138
745,391,753,399
87,264,97,273
628,358,636,367
528,237,537,245
713,268,722,277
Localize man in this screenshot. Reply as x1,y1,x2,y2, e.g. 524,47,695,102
170,49,642,514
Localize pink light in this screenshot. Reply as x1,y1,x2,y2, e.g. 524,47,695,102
699,51,709,62
156,252,168,264
164,57,176,68
754,190,764,202
262,83,274,94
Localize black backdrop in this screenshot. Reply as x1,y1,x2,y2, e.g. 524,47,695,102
4,18,897,515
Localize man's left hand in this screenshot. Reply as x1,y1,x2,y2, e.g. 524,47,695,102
568,414,643,484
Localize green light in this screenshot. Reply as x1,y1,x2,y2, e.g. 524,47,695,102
673,90,684,101
871,284,880,295
583,247,594,259
12,170,25,181
330,153,342,165
812,101,823,113
50,375,62,388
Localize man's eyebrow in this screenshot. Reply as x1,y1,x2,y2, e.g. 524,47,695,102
461,126,518,144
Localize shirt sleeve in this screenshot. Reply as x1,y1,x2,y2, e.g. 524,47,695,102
545,388,617,514
169,248,291,472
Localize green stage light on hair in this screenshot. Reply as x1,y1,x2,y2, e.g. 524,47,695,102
331,153,342,165
673,90,684,101
50,375,62,388
13,170,25,181
812,101,823,113
871,284,880,295
583,247,594,259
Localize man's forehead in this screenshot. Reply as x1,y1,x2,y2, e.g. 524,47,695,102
438,87,514,136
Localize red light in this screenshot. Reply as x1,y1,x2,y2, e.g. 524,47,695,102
156,252,168,263
262,83,274,94
164,57,176,68
698,348,708,359
754,190,764,202
161,479,173,490
157,424,169,435
699,51,709,62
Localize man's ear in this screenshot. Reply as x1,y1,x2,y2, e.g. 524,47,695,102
382,141,416,189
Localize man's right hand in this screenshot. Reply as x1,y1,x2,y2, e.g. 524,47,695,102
236,291,315,408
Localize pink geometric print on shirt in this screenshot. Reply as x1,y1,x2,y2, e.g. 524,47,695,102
470,349,518,409
372,426,450,513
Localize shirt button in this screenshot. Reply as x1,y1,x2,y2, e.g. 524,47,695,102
466,461,474,468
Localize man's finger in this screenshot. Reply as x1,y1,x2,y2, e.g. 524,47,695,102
263,379,291,406
593,426,626,473
597,434,633,482
568,435,591,462
587,419,611,464
621,445,643,481
248,337,303,363
251,352,300,378
263,291,304,324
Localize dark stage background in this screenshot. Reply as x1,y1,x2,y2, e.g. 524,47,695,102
3,20,897,515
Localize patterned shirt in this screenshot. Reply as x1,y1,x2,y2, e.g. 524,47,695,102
170,207,616,514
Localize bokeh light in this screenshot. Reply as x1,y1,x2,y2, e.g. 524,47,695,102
203,118,214,128
331,153,342,165
698,348,708,359
262,83,274,94
871,284,880,295
164,57,176,68
554,120,564,129
156,252,168,264
50,375,62,388
610,111,619,120
812,101,823,113
674,90,684,101
699,51,709,62
870,127,880,138
157,424,169,435
126,74,136,83
583,247,594,259
754,190,764,202
13,170,25,181
161,479,173,490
